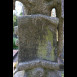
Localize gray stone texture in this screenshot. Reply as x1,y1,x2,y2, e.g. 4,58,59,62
14,70,62,77
17,14,63,77
13,0,64,77
14,71,25,77
17,59,63,71
25,69,62,77
17,0,57,16
57,0,64,64
14,0,64,61
18,14,59,63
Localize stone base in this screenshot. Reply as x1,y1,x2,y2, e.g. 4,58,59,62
14,70,62,77
14,71,25,77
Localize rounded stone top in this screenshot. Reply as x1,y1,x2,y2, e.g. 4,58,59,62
18,0,59,16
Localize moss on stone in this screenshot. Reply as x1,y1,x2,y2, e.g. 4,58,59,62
37,27,55,61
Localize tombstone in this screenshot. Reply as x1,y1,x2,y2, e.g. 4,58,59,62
14,0,64,77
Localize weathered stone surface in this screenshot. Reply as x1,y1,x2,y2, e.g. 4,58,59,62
15,14,64,77
25,69,62,77
18,14,59,63
14,69,62,77
14,0,64,60
14,71,25,77
17,59,63,71
30,67,44,77
13,0,64,77
57,0,64,64
61,0,64,18
17,0,60,16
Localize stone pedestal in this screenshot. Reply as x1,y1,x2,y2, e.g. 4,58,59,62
13,0,64,77
15,14,63,77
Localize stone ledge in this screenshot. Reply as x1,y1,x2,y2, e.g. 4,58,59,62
17,14,59,27
16,59,64,71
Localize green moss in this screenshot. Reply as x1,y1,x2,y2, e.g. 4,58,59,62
37,27,55,61
37,42,47,59
46,27,55,61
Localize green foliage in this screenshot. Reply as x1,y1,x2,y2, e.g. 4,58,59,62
13,37,18,49
13,14,17,32
62,74,64,77
13,14,17,26
20,12,23,16
61,71,64,77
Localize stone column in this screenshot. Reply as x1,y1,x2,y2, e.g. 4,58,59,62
14,0,64,77
56,0,64,63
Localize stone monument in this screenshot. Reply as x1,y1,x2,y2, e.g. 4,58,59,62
13,0,64,77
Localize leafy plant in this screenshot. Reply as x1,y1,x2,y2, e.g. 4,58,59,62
13,37,18,49
13,14,17,32
62,74,64,77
